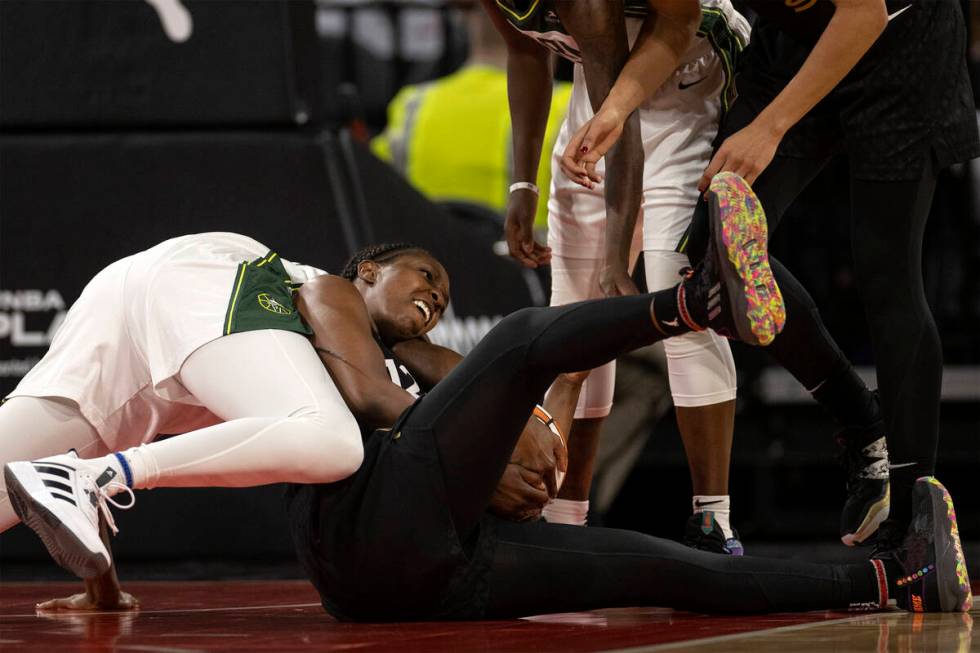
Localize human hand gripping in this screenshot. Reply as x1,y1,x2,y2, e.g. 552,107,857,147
599,261,639,297
489,463,551,522
504,188,551,269
558,106,625,188
697,120,782,192
509,416,568,499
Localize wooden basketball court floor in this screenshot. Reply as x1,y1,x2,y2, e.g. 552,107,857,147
1,580,977,652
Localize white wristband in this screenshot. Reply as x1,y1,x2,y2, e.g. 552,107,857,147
509,181,539,195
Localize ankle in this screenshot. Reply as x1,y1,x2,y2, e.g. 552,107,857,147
693,495,733,539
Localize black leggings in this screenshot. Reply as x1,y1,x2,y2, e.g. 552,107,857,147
687,153,941,520
400,294,875,615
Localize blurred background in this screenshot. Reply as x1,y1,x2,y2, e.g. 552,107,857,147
0,0,977,580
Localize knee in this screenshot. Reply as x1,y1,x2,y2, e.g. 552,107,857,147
490,307,545,343
663,331,737,403
282,414,364,483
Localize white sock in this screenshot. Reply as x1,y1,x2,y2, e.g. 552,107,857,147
542,499,589,526
693,495,733,539
91,445,160,493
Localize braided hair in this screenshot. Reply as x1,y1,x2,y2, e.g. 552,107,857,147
339,243,431,281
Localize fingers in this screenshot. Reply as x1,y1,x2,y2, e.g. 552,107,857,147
118,592,140,610
507,241,538,268
560,132,592,187
516,466,551,505
529,241,552,266
584,160,602,184
698,138,771,192
699,149,726,193
36,597,75,612
34,594,83,612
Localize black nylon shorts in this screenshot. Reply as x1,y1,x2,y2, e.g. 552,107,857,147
721,0,979,180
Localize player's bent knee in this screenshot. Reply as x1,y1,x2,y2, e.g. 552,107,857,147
487,307,544,343
663,330,737,403
282,415,364,484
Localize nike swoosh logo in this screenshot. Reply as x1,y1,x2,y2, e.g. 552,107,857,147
887,4,911,21
888,462,917,469
695,499,724,507
679,77,708,91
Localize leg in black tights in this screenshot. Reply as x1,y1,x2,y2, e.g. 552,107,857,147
687,156,879,422
850,158,941,525
405,295,663,540
485,519,875,617
400,293,883,616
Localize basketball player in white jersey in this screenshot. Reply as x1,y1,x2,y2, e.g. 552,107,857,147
1,232,573,610
483,0,750,551
0,233,401,608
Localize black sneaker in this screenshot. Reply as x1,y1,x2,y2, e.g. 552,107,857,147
678,172,785,346
890,477,972,612
837,407,890,546
683,511,744,556
872,517,906,561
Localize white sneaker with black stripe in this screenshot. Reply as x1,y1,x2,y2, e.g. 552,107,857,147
4,451,134,579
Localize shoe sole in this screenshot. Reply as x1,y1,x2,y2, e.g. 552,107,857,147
841,484,890,546
4,463,111,579
706,172,786,346
919,476,972,612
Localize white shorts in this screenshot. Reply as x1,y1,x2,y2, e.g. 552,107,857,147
547,3,750,258
6,232,326,446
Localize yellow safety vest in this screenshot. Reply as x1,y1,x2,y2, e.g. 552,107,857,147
372,65,572,228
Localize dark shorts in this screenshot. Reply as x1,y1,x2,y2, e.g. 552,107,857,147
723,1,979,180
285,407,497,622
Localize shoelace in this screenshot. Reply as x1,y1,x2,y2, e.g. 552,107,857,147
95,482,136,535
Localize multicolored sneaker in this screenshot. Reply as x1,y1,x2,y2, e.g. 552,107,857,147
683,512,745,556
837,408,890,546
4,452,133,579
678,172,785,346
890,477,972,613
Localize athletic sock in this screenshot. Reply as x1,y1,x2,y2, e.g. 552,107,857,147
809,361,878,431
847,560,890,610
94,445,160,493
651,285,692,336
693,495,732,539
542,499,588,526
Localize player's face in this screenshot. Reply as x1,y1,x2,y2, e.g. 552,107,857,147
368,252,450,343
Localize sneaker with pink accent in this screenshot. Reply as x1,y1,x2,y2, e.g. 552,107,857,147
891,477,972,612
678,172,785,346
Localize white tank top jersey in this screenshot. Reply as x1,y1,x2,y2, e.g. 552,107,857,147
7,233,328,447
498,0,751,258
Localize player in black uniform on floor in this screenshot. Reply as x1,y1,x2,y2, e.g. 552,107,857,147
285,174,970,621
560,0,979,551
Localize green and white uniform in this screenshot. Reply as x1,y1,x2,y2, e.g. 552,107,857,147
6,233,327,447
493,0,749,416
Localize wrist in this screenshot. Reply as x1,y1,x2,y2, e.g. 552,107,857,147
509,181,539,196
753,109,792,140
596,100,626,125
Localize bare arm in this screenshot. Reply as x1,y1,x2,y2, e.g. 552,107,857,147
698,0,887,189
557,0,645,296
295,276,415,429
390,337,463,391
560,0,700,185
479,0,555,268
542,371,588,440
